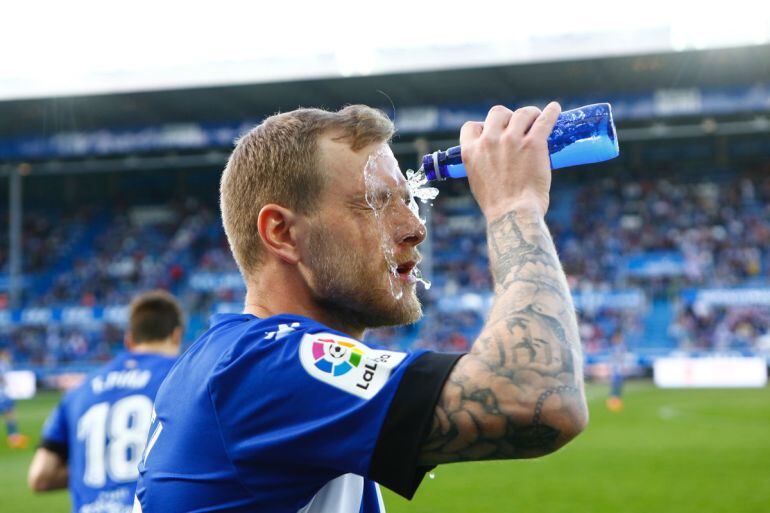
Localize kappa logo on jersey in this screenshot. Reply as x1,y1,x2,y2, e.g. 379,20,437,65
299,333,406,400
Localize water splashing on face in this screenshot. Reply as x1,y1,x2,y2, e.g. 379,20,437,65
406,168,439,205
411,264,431,290
362,149,437,299
364,150,403,301
405,168,436,291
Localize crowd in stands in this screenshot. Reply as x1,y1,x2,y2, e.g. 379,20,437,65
559,174,770,292
670,302,770,354
31,199,216,309
0,324,123,366
3,167,770,366
0,209,93,276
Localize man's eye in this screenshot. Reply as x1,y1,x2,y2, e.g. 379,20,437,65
366,192,392,208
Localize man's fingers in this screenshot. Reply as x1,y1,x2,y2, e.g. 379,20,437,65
528,101,562,140
507,106,543,135
482,105,514,138
459,121,483,146
461,102,559,155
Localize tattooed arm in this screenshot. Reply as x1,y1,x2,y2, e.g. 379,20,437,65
418,104,588,465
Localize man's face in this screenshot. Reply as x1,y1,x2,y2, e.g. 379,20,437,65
299,137,426,329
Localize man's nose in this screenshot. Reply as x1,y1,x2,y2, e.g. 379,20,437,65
396,211,426,247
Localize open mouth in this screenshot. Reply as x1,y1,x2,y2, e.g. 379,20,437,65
395,260,417,282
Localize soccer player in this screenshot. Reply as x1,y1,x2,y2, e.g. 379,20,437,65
135,104,589,512
606,329,626,412
0,348,29,449
28,290,183,513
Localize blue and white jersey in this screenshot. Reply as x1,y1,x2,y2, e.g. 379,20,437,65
134,313,461,513
41,352,177,513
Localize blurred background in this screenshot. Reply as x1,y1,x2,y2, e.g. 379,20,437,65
1,2,769,512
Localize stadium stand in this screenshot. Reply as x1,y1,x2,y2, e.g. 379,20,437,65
3,164,770,375
2,44,770,382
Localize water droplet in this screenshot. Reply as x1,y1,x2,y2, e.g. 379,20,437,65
411,265,431,290
406,168,439,204
363,157,437,300
364,151,406,301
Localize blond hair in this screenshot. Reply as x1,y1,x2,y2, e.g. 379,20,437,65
220,105,394,279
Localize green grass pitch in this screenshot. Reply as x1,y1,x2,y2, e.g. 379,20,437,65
2,383,769,513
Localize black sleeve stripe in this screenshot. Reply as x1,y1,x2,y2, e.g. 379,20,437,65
39,439,69,462
369,351,464,499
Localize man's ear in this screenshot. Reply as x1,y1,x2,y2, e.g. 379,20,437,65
257,204,302,265
124,332,135,351
171,326,183,349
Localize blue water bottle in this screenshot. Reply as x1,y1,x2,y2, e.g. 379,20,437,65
419,103,620,181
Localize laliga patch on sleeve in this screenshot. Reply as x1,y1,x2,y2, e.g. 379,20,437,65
299,332,407,400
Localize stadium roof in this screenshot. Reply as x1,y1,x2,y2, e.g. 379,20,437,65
5,0,769,101
0,44,768,139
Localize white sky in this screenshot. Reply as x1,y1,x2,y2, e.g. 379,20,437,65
1,0,769,100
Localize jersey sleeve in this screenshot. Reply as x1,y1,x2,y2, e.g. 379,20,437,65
368,350,462,498
209,327,462,500
40,400,69,461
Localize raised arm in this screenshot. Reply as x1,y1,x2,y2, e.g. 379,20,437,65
419,103,588,465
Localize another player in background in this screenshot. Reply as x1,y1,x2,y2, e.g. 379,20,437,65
28,290,183,513
135,104,589,513
606,329,626,412
0,348,29,449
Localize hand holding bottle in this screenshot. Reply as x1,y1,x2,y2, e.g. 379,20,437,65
420,103,619,181
459,102,562,220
